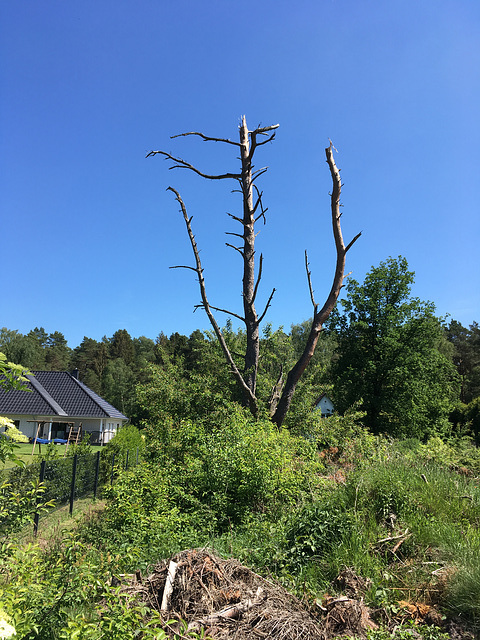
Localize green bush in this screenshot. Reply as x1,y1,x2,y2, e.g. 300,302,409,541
144,404,325,528
101,424,145,478
0,478,54,536
77,463,200,567
313,404,378,465
286,497,354,564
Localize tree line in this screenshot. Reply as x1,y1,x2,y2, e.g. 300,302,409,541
1,257,479,440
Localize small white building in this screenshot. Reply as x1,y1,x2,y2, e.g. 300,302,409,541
315,393,335,418
0,370,128,444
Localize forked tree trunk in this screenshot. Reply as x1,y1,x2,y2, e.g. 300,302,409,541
147,121,360,427
271,145,361,427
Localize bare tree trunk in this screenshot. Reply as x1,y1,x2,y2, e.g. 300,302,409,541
239,117,259,395
147,124,359,427
271,145,361,428
147,117,278,414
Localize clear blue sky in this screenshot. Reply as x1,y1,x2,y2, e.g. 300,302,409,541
2,0,479,348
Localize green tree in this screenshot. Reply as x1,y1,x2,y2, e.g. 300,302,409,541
45,331,72,370
329,257,459,437
102,358,137,417
446,320,480,403
0,329,44,369
109,329,135,365
71,337,108,391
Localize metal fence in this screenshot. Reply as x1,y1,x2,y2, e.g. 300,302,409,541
3,447,142,536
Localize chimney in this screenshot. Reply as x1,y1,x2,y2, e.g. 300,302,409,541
71,368,80,380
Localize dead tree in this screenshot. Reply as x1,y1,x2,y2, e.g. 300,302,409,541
147,117,360,427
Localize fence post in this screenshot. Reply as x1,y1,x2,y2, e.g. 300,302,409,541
110,453,115,484
125,450,129,471
69,454,78,516
33,460,46,536
93,451,100,499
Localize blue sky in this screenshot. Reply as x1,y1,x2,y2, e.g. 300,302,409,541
1,0,479,348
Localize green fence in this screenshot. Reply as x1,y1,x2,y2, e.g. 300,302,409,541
2,447,142,535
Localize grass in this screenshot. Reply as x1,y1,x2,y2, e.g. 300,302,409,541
1,442,68,469
19,496,107,545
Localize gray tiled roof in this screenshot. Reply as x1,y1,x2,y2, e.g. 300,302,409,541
0,371,127,420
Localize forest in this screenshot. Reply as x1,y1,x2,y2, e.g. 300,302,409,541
2,256,480,639
1,256,479,440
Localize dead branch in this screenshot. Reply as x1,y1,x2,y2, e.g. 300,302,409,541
225,242,244,257
160,561,178,611
305,250,317,312
226,211,245,225
377,531,410,544
170,131,241,147
187,587,265,632
253,185,268,223
252,254,264,304
251,167,269,183
146,150,241,181
251,124,280,135
167,186,258,416
271,142,361,428
257,288,276,325
392,535,411,554
207,305,245,324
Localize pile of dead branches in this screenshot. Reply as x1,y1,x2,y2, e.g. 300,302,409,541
117,549,378,639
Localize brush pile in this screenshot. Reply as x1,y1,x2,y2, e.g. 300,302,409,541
117,549,378,639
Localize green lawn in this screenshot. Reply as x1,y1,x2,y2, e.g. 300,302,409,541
1,441,68,470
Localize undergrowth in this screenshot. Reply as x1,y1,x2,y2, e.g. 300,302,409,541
1,410,480,638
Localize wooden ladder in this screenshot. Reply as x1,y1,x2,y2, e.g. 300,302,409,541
66,423,82,448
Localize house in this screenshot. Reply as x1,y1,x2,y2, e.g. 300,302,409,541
0,369,128,444
315,392,335,418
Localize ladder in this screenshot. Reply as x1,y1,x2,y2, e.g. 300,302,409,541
66,423,82,448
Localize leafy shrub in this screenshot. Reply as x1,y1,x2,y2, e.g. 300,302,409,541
0,479,54,536
286,497,354,563
145,404,325,529
313,404,378,465
101,424,145,478
0,533,150,639
77,463,197,566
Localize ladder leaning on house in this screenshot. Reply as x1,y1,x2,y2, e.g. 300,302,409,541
66,423,82,450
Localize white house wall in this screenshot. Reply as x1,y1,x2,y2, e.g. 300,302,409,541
1,415,126,443
316,397,335,416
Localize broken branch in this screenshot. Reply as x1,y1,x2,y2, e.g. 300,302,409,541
305,250,318,312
